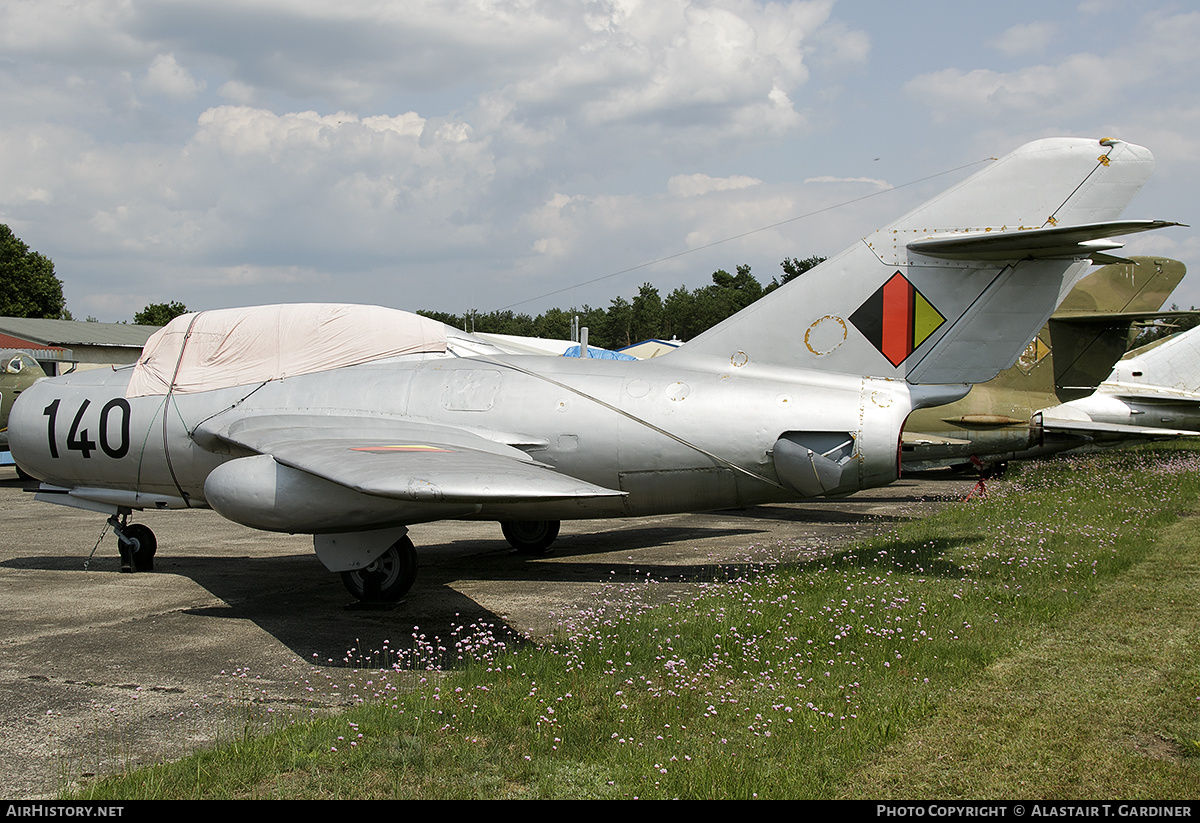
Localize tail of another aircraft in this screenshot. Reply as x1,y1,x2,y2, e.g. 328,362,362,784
1056,256,1186,315
1109,323,1200,393
1047,257,1187,401
668,138,1180,387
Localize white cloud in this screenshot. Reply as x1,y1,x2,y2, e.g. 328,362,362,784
668,173,762,197
210,264,328,286
217,80,258,105
5,1,1196,323
991,21,1057,56
0,0,145,64
484,0,850,146
905,53,1117,121
906,10,1200,123
142,53,204,101
804,175,890,189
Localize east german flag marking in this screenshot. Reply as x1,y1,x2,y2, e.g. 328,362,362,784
850,271,945,367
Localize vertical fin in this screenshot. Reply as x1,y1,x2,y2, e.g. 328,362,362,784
668,138,1172,388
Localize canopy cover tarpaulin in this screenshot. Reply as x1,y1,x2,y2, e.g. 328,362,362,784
126,304,448,397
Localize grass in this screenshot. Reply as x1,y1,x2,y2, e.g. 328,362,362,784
65,445,1200,798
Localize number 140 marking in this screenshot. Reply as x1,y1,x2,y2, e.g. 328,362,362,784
43,398,131,459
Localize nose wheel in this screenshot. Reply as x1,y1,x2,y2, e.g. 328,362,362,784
109,516,157,573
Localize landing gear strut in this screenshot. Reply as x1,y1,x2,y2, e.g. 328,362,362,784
501,520,560,554
108,515,157,573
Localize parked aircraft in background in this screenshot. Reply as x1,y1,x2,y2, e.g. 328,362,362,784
1,350,46,467
902,257,1196,472
1041,322,1200,436
8,137,1183,602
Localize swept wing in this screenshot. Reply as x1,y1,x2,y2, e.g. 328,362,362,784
197,411,623,506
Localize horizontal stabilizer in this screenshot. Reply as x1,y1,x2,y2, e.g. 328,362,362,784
1042,418,1200,438
1051,310,1200,324
908,220,1183,261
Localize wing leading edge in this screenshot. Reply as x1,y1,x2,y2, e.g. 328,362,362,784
192,412,624,533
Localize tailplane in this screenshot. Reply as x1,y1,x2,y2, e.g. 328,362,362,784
669,138,1181,386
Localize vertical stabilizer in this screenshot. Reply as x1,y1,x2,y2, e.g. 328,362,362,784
1110,324,1200,393
669,138,1175,387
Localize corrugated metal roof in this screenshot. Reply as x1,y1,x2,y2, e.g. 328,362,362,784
0,317,159,348
0,332,67,356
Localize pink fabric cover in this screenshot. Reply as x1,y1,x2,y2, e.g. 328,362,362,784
126,304,447,397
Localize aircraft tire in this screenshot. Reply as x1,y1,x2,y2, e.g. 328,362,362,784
341,536,417,602
122,524,157,572
501,520,560,554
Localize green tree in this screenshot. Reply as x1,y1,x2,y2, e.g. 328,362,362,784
603,295,634,349
572,304,609,348
685,265,766,333
474,309,536,336
0,224,66,319
630,283,664,343
663,285,698,341
534,307,573,340
415,253,827,346
416,309,462,328
779,255,826,284
134,301,190,326
764,255,827,294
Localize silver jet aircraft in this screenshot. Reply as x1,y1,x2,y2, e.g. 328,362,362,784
8,137,1182,602
1041,322,1200,435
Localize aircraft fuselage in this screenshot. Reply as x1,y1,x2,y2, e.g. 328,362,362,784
10,352,912,532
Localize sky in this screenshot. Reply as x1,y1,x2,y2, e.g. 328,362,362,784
2,0,1199,323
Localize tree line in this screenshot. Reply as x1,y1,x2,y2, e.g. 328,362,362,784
418,256,826,350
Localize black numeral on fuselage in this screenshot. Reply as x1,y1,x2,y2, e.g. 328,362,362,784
43,398,131,459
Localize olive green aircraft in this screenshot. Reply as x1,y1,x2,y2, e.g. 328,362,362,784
0,350,46,465
901,257,1195,472
8,137,1185,602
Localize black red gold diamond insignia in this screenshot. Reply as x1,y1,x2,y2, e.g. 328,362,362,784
849,271,946,367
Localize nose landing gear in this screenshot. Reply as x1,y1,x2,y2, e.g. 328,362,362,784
108,515,157,573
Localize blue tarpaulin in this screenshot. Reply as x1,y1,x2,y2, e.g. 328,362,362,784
561,345,637,360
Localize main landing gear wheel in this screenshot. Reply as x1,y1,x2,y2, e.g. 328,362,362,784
341,536,418,603
501,520,560,555
117,523,157,573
